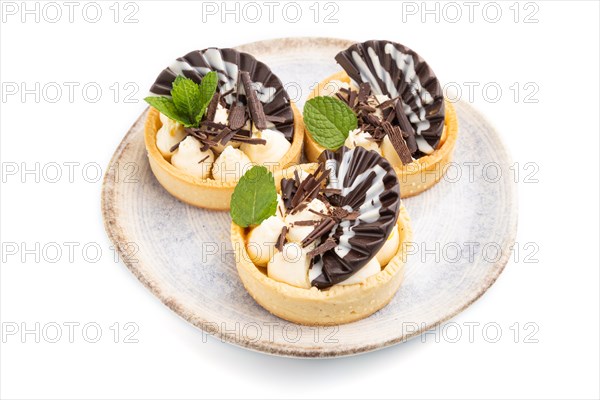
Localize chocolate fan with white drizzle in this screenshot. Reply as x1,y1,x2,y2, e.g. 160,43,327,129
149,47,295,141
334,39,445,157
142,47,305,210
309,146,401,288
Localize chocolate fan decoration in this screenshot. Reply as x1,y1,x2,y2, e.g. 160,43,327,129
148,47,295,141
309,146,401,289
335,40,445,155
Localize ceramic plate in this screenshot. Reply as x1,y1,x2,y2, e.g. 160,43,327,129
102,37,517,358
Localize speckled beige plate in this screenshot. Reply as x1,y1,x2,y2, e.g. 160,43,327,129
102,37,517,358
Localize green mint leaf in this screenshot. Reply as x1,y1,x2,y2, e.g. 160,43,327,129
171,75,202,124
196,71,219,125
230,166,277,228
144,96,192,126
303,96,357,149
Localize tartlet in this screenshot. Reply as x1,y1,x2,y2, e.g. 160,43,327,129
303,40,459,198
231,147,413,325
144,48,304,210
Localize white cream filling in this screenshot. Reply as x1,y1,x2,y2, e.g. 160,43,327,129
267,242,313,289
284,198,329,243
170,136,214,179
240,128,291,165
375,224,400,266
158,109,290,180
211,105,242,153
213,103,229,125
247,215,286,268
156,113,186,159
337,257,381,285
212,146,253,183
344,128,381,154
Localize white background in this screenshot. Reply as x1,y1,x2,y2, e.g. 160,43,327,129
1,1,599,399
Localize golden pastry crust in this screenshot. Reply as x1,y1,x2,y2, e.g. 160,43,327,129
230,164,413,326
144,103,304,210
304,71,459,198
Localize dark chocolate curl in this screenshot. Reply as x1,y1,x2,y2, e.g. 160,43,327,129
240,71,267,130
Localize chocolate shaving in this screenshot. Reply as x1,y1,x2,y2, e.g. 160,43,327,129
321,188,341,195
301,217,336,248
378,96,399,110
294,220,318,226
294,202,308,213
221,87,235,98
394,98,418,153
289,166,330,214
184,128,219,151
198,154,210,164
335,91,348,105
240,71,267,130
357,82,371,103
228,103,247,130
364,113,382,128
348,90,357,108
220,129,237,145
307,209,330,219
235,128,252,137
384,122,413,165
280,178,297,210
290,176,311,211
169,142,181,153
230,135,266,145
346,211,359,220
265,114,287,123
275,226,287,252
213,127,232,145
206,92,221,121
358,104,377,113
331,207,350,220
201,120,227,130
307,238,337,258
328,206,360,222
385,109,396,123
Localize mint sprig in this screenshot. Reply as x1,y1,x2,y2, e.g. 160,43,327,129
303,96,357,149
144,71,218,128
230,166,278,228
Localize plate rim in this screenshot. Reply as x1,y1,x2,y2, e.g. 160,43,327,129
101,37,518,358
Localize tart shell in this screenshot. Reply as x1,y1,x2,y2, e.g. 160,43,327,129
144,103,304,210
230,164,413,326
304,71,459,198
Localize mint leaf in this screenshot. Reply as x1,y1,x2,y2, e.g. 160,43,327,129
230,166,277,228
171,75,202,124
144,96,192,126
304,96,357,149
145,74,218,128
196,71,219,125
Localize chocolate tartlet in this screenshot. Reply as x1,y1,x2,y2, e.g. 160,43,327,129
304,40,458,198
231,147,413,325
144,48,304,210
